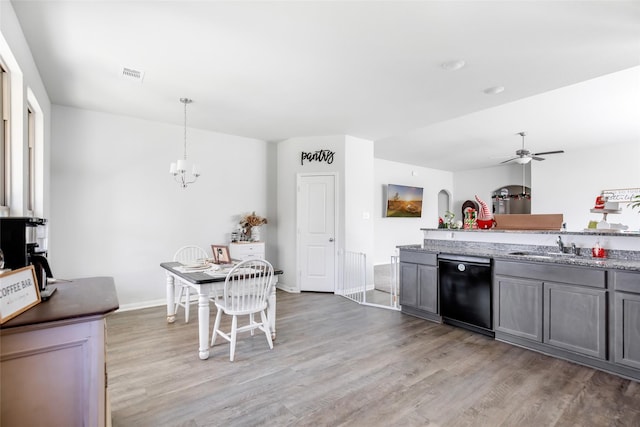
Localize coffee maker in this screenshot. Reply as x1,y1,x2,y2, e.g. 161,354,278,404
0,217,56,299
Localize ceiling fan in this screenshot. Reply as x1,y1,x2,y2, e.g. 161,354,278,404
500,132,564,165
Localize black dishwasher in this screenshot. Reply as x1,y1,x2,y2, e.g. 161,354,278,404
438,254,493,337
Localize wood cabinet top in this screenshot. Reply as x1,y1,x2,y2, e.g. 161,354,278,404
0,276,119,330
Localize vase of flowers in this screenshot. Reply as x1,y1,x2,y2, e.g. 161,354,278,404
251,227,261,242
239,211,267,241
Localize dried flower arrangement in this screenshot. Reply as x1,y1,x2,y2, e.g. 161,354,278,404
240,211,267,227
239,212,267,239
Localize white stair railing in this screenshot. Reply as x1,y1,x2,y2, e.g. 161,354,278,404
337,251,400,311
390,255,400,309
338,251,366,304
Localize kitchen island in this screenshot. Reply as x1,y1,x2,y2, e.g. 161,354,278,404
399,229,640,381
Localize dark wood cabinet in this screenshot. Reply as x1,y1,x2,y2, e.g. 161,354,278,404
399,250,438,321
398,249,640,381
494,260,608,360
494,276,543,342
416,264,438,313
544,282,607,359
399,262,418,308
613,270,640,370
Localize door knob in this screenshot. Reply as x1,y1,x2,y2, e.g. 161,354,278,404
329,238,334,242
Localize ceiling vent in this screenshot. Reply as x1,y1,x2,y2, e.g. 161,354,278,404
121,67,145,83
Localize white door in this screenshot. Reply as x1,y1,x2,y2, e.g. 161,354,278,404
298,174,336,292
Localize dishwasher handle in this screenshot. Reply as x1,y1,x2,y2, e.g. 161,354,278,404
438,253,491,265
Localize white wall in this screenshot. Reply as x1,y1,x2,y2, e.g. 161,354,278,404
277,135,347,292
344,135,374,251
453,163,527,222
452,142,640,232
344,135,374,284
373,158,453,265
50,106,272,308
277,135,375,292
534,140,640,232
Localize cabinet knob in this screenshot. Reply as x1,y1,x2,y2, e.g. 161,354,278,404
329,238,334,242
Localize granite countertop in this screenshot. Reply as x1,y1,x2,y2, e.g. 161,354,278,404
420,228,640,237
400,244,640,272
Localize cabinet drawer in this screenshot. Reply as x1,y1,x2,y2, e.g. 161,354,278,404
229,243,265,261
399,250,437,266
612,270,640,294
494,260,605,288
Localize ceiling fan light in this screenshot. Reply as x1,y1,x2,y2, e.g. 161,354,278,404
515,157,531,164
441,59,466,71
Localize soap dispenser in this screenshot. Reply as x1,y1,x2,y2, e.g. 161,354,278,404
592,240,606,258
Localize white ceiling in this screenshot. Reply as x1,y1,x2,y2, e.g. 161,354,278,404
11,0,640,171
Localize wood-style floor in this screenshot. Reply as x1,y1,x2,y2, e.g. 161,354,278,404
106,290,640,427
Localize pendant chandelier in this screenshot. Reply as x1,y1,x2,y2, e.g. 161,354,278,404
169,98,200,188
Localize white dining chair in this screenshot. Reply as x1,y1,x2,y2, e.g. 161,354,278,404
210,259,274,361
173,245,209,323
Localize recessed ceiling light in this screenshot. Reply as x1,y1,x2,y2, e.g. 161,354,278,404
484,86,505,95
441,60,466,71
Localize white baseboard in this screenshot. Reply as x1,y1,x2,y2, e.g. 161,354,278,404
116,298,167,312
117,286,296,312
276,284,299,293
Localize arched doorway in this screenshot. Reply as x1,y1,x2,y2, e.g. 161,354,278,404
438,189,452,219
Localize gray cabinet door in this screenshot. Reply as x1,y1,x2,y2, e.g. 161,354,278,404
417,265,438,314
494,276,543,342
614,291,640,370
544,282,607,360
399,262,418,308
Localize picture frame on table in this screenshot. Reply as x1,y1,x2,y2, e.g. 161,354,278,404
211,245,231,264
0,265,41,324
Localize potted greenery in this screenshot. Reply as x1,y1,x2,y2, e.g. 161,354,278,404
631,194,640,213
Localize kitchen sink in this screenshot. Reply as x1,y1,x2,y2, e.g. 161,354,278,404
508,252,553,259
508,251,577,258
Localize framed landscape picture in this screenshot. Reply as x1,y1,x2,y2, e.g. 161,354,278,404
385,184,424,218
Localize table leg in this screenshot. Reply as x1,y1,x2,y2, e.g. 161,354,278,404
197,283,211,360
166,274,176,323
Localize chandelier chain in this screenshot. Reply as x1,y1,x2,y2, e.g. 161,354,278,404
170,97,198,188
181,98,192,160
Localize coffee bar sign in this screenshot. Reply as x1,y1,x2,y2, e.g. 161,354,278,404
301,149,335,166
0,266,41,324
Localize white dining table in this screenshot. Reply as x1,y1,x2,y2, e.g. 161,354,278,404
161,261,280,360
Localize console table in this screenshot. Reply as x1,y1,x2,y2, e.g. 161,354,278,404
0,277,119,427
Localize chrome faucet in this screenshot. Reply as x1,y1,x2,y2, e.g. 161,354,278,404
556,235,564,253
